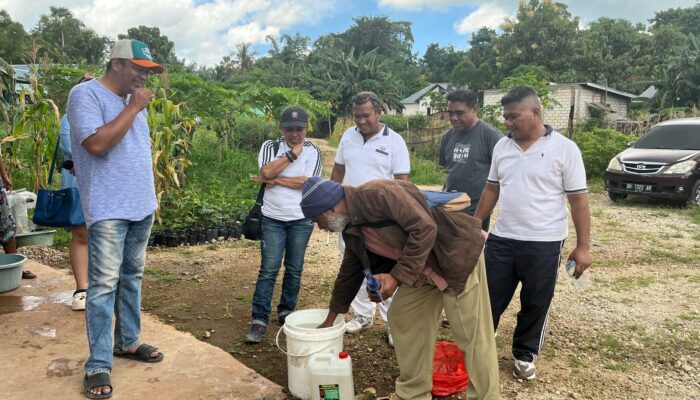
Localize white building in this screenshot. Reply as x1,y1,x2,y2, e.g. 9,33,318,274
399,83,454,116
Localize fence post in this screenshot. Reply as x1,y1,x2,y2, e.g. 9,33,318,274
406,118,410,152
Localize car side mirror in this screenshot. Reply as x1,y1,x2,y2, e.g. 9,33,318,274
627,141,636,147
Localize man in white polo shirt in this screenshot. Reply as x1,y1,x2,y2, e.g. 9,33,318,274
330,91,410,346
474,86,591,381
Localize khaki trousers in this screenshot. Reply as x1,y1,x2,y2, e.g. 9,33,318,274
388,254,500,400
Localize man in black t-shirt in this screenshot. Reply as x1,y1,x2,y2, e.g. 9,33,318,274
439,89,503,231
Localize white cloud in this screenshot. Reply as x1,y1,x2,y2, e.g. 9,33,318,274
0,0,335,66
454,3,510,34
451,0,699,27
257,0,335,27
377,0,471,11
450,0,697,37
224,23,280,48
565,0,698,24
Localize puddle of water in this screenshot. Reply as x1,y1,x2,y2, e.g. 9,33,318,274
47,358,78,377
29,326,57,338
0,295,45,315
0,290,74,315
48,290,73,306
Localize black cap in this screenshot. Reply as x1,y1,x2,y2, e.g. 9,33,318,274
280,106,309,128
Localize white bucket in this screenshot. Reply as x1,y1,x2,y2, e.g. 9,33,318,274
276,309,345,400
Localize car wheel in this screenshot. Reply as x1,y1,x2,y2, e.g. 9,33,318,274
608,191,628,202
689,181,700,207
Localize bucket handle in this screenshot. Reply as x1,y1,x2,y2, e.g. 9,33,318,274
275,326,339,358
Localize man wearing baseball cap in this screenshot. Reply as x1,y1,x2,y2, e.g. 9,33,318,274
67,38,164,399
244,106,322,344
301,177,499,400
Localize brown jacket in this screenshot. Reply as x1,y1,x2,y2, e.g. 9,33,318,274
329,180,485,314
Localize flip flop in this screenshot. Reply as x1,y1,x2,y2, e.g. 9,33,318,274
84,372,112,399
114,343,164,363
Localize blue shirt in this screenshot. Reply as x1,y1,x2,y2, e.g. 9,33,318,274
67,79,156,227
59,115,77,190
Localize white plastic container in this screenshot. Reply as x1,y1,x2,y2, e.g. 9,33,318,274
275,309,345,400
308,351,355,400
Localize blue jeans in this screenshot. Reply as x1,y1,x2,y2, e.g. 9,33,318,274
251,216,314,325
84,214,154,375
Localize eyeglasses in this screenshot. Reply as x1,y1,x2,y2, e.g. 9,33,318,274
284,127,305,132
125,60,152,76
446,110,467,116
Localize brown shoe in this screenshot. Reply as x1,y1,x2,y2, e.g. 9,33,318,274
22,270,37,279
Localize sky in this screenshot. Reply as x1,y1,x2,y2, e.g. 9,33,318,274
1,0,698,67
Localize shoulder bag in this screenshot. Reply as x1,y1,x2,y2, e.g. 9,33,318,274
32,139,85,227
242,140,280,240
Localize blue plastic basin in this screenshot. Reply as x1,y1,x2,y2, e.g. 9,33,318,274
0,254,27,293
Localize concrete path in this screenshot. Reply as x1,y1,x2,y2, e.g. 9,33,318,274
0,260,284,400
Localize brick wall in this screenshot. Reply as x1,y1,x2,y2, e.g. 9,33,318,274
482,85,630,131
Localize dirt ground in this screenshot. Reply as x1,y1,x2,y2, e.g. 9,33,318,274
30,140,699,399
33,191,700,399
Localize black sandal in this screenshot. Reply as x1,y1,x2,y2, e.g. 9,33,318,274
114,343,164,363
84,372,112,399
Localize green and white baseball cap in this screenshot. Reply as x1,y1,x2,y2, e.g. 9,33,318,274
110,39,164,74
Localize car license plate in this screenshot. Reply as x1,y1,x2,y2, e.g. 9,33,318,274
625,183,652,193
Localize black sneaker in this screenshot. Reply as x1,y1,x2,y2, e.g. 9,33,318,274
245,323,267,344
278,312,291,326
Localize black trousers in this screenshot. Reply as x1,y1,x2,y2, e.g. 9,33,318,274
484,234,564,362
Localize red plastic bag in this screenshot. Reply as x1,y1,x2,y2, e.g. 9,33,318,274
432,341,469,396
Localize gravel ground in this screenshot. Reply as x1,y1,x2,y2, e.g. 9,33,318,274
20,138,700,399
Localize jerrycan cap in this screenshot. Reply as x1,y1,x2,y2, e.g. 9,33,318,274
339,351,349,359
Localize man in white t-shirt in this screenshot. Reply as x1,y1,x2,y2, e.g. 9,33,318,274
474,86,591,381
330,91,410,346
245,106,322,344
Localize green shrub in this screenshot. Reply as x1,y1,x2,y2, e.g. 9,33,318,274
573,128,635,178
383,114,430,133
410,155,444,185
231,115,279,151
407,114,430,131
383,115,408,132
581,107,605,131
157,129,259,227
478,104,506,132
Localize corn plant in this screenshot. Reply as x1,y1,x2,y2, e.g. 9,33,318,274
12,43,60,191
147,85,195,224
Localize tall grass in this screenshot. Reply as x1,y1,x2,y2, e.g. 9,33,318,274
410,155,444,185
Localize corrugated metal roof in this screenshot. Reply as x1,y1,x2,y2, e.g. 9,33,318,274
579,82,637,99
482,82,638,100
400,83,452,104
638,85,657,99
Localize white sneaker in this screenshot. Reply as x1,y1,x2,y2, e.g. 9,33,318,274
345,315,373,333
71,290,86,311
513,359,536,380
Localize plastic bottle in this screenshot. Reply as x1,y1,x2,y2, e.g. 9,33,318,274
362,268,384,303
565,260,590,290
308,351,355,400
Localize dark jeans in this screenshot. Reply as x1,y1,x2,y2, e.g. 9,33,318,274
484,234,563,362
251,216,314,325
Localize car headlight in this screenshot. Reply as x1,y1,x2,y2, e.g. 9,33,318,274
663,160,697,174
607,157,622,171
